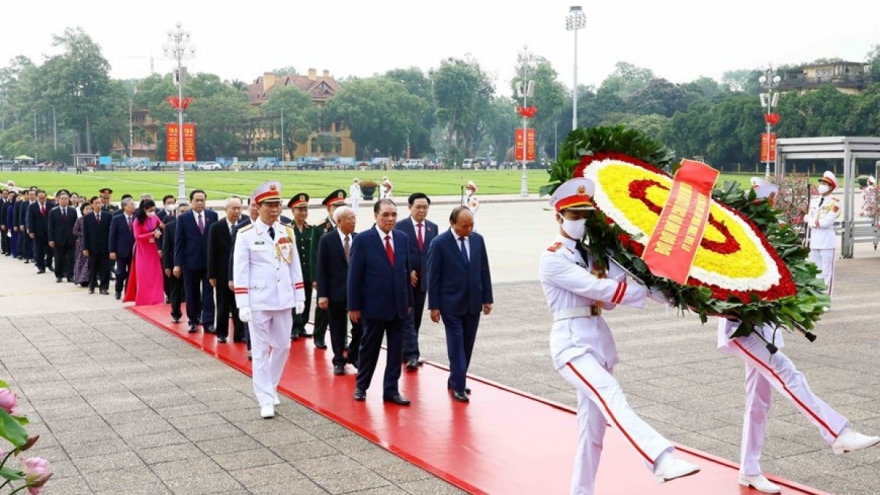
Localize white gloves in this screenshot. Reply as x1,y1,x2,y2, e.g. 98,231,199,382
239,307,252,323
295,302,305,315
646,286,673,306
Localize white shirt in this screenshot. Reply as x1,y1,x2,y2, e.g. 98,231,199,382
375,225,393,251
350,184,361,199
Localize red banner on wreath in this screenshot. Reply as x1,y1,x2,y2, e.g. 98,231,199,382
641,159,719,285
760,133,777,162
514,129,536,161
166,124,179,162
183,124,196,162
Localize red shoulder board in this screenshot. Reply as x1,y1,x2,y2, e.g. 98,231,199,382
547,242,562,252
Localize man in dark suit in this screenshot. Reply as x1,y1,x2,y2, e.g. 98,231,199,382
316,206,362,375
310,189,347,349
19,188,36,263
157,194,176,223
207,197,244,344
427,206,493,403
26,189,55,273
0,189,9,255
288,193,313,340
163,202,188,323
348,199,413,405
82,196,112,294
47,190,76,282
395,192,438,370
109,197,136,299
174,189,218,333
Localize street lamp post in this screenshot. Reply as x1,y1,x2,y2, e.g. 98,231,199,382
280,108,284,161
163,22,196,202
517,48,535,198
759,68,781,181
566,6,586,131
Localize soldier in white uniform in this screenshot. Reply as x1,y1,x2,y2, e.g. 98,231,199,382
233,181,306,418
381,177,393,200
803,171,840,299
538,178,699,495
349,178,362,214
463,180,480,232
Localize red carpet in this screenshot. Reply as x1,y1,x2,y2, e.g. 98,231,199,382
129,303,829,495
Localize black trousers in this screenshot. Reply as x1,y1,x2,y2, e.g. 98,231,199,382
21,233,32,260
168,273,184,320
17,230,26,258
355,316,404,398
312,302,328,343
114,256,132,295
328,300,362,367
402,288,427,362
88,253,110,290
215,282,243,340
54,244,74,279
183,268,215,327
1,227,9,253
292,281,312,336
164,272,173,300
32,236,50,270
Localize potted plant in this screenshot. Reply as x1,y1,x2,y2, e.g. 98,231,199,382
360,180,378,200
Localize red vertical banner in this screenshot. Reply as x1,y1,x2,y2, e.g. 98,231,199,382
641,159,719,285
760,133,777,162
166,124,179,162
514,128,524,161
526,129,536,161
183,124,197,162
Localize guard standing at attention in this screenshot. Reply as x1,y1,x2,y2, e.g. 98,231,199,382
288,192,313,339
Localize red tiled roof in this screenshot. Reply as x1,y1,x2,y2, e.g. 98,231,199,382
247,73,339,105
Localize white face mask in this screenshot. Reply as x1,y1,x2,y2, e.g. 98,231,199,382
166,203,177,212
561,218,586,240
818,184,831,195
146,211,157,218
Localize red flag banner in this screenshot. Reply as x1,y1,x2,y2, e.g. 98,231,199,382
526,129,536,161
760,133,777,162
641,159,719,285
183,124,196,162
514,128,524,161
166,124,179,162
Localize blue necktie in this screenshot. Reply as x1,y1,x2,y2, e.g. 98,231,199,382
459,237,468,265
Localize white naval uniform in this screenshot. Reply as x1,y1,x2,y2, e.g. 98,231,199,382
803,195,839,296
717,319,848,476
349,184,361,213
233,219,306,407
539,235,674,495
464,193,480,232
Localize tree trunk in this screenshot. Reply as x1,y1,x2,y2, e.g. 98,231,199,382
85,114,92,154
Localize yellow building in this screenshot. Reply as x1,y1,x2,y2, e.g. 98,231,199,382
246,68,355,159
778,61,871,95
111,107,159,161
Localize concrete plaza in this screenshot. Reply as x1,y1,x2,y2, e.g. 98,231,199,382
1,198,879,494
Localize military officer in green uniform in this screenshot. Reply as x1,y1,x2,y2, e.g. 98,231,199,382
289,192,313,340
310,189,346,349
99,188,119,213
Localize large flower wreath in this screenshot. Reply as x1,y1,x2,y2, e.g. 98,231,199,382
540,125,829,337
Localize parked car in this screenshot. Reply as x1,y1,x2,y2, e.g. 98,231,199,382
402,160,425,170
197,162,222,170
297,159,324,170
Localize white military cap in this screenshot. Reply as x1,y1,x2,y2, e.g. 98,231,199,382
549,178,595,212
252,181,283,204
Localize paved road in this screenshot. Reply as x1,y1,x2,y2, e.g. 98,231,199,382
1,199,879,494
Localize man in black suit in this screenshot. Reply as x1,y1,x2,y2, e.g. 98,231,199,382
163,202,188,323
310,189,347,349
157,194,176,223
0,188,9,255
82,196,112,294
395,193,439,370
207,197,244,343
109,197,136,299
348,199,413,405
26,189,55,273
316,206,362,375
18,188,36,262
47,190,76,282
174,189,219,333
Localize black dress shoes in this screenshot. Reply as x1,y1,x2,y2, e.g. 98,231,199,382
99,289,109,295
187,325,198,333
290,333,299,341
333,365,345,375
165,296,170,304
451,391,470,403
114,292,121,300
88,288,95,294
314,342,327,349
217,337,227,344
405,359,419,371
383,395,411,406
204,326,217,335
172,317,180,324
447,384,472,395
301,332,313,338
56,278,62,283
36,269,45,274
353,389,366,401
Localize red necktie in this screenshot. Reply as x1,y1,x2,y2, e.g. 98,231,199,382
384,235,394,265
41,204,45,217
416,223,424,250
127,216,133,232
197,214,204,234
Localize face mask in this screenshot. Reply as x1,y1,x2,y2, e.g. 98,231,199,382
166,203,177,211
147,211,157,217
561,218,586,240
818,184,830,195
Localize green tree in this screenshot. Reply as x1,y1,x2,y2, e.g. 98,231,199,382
625,78,689,117
261,85,320,158
866,45,880,82
430,57,493,159
384,67,435,157
599,62,654,99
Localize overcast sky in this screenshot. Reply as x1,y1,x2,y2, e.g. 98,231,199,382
2,0,878,93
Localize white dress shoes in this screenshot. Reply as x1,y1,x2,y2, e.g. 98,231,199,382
274,394,281,406
260,404,275,419
653,453,700,483
831,428,880,454
739,474,781,494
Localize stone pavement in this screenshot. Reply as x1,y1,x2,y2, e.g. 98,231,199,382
2,199,879,494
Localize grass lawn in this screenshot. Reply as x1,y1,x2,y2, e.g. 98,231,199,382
3,169,757,200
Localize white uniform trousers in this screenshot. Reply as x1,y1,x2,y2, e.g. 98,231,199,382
351,197,360,214
809,248,835,297
723,334,848,475
558,353,674,495
250,309,293,406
